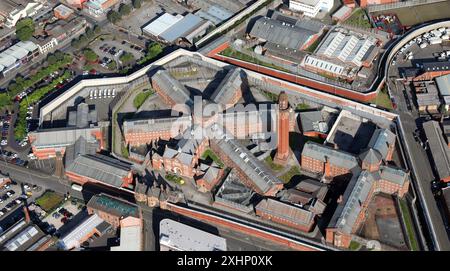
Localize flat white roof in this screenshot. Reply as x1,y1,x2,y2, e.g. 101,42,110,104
111,225,142,251
142,13,184,37
159,218,227,251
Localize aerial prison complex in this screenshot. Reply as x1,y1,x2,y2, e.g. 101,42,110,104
27,49,410,249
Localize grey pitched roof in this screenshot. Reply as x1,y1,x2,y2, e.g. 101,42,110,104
64,136,98,167
249,16,321,50
367,128,396,160
210,68,243,105
152,70,193,107
328,170,375,234
302,142,359,169
214,137,282,194
255,198,314,226
214,168,254,213
379,165,408,186
65,154,132,188
359,148,382,165
422,121,450,181
31,127,101,150
295,178,328,201
280,189,314,205
299,111,330,133
202,166,220,184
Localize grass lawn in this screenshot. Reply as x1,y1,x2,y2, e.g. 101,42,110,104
296,103,310,110
399,198,420,251
370,88,393,110
349,240,361,251
219,47,291,73
201,149,224,168
344,8,372,29
166,174,185,185
260,90,279,102
279,166,301,183
133,90,154,109
264,155,284,172
36,191,64,212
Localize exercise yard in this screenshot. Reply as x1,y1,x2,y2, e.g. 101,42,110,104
370,1,450,27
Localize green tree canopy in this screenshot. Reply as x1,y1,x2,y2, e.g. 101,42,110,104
107,10,121,23
82,48,98,62
16,18,35,41
118,4,132,16
132,0,142,8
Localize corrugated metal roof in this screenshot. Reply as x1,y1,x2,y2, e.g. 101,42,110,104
160,14,205,43
249,16,319,50
65,154,131,188
142,13,184,37
61,214,104,250
31,127,101,149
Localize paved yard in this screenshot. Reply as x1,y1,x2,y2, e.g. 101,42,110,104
42,199,84,230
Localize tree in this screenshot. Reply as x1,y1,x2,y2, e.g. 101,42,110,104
132,0,142,8
119,52,134,65
147,42,162,58
47,54,58,65
93,25,101,34
15,18,35,41
86,27,94,39
54,50,64,61
71,38,81,49
107,10,121,23
82,48,98,63
79,34,88,45
118,4,132,16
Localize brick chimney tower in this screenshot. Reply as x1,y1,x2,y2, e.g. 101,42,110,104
274,91,292,165
23,205,31,223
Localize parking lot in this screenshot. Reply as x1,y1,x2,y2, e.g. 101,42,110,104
42,199,84,231
90,39,145,70
0,180,43,222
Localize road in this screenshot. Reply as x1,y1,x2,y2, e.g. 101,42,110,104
388,77,450,250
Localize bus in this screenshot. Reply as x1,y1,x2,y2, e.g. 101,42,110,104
71,183,83,192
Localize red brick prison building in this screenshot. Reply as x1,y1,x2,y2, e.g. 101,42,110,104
301,142,359,179
123,116,192,146
151,126,209,178
210,137,283,197
326,167,410,248
195,163,224,193
366,128,396,162
255,198,315,232
218,107,276,139
29,103,105,159
87,193,140,229
65,154,134,189
209,67,244,108
403,61,450,82
151,69,194,108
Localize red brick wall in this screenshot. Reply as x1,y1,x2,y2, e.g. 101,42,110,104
255,208,314,232
165,203,321,251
